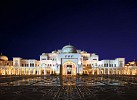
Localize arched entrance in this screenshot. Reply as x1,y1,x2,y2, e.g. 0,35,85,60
41,70,44,75
62,60,76,75
46,70,50,74
66,65,72,74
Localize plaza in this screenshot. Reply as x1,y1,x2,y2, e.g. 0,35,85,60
0,75,137,100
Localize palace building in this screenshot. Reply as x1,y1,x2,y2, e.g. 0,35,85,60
0,45,137,75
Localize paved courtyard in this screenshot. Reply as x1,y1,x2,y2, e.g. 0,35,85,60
0,75,137,100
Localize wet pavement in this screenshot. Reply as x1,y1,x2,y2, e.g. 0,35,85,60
0,75,137,100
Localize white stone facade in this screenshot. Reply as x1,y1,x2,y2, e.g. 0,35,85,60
0,45,133,75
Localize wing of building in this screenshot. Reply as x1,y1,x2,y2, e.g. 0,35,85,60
0,45,137,75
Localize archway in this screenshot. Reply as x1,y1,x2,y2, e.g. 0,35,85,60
62,60,76,75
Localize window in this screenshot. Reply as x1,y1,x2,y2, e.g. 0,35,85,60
14,60,18,66
93,59,97,60
30,63,34,67
109,64,111,67
119,61,123,67
42,58,46,60
104,64,108,67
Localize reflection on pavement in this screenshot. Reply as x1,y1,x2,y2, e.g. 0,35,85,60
0,75,137,100
0,76,131,86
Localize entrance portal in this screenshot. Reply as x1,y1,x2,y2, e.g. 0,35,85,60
62,60,76,75
46,70,50,75
67,65,72,75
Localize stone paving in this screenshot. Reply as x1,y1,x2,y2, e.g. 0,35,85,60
0,75,137,100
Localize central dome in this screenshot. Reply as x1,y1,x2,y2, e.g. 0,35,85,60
62,45,77,53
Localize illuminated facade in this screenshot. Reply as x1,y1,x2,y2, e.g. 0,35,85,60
124,61,137,75
0,45,137,75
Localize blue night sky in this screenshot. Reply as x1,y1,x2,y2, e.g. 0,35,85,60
0,0,137,62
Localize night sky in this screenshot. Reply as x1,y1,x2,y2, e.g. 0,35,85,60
0,0,137,62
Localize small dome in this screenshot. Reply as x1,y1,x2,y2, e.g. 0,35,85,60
62,45,77,53
52,50,58,53
81,51,87,53
42,53,48,56
0,54,8,61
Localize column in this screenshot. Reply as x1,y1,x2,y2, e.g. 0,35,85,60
39,69,41,75
25,68,26,75
53,69,54,74
99,68,101,75
92,68,94,75
29,69,30,75
108,68,110,75
120,68,122,75
36,69,38,75
112,68,114,75
33,69,35,75
4,69,6,75
116,68,117,75
18,69,19,75
97,68,99,75
76,66,78,75
20,68,21,75
44,68,46,75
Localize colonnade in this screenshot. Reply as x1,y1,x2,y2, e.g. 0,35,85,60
0,67,56,75
0,67,137,75
84,67,137,75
